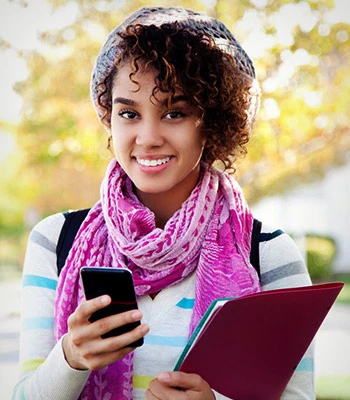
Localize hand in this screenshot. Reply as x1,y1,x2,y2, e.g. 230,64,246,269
146,371,216,400
62,295,149,371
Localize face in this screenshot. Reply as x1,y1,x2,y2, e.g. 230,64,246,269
110,63,205,205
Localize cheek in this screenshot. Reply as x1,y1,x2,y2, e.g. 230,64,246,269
184,135,205,165
110,131,124,161
112,135,125,152
111,124,127,148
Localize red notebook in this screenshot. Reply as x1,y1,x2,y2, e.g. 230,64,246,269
174,282,344,400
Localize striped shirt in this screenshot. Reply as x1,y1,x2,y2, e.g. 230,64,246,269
12,213,314,400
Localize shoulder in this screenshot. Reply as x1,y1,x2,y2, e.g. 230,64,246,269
258,222,312,290
28,212,66,251
23,213,66,279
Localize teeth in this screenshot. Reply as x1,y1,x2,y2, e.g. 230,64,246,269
137,157,171,167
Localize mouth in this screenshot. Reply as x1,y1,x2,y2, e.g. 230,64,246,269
135,156,172,167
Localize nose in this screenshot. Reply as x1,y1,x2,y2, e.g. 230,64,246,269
135,119,164,148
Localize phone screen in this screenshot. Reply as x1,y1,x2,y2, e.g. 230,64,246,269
80,267,143,346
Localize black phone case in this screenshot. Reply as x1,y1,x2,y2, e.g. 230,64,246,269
80,267,143,346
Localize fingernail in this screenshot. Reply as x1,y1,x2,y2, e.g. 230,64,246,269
141,324,149,334
100,295,109,304
131,310,142,320
158,372,170,381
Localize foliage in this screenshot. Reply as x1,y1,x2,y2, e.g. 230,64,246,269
1,0,350,227
333,274,350,305
0,231,29,270
306,234,337,280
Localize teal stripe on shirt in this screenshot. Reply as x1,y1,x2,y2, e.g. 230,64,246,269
144,334,188,347
23,274,57,290
176,298,195,309
11,382,24,400
22,317,54,330
296,358,314,372
20,383,27,400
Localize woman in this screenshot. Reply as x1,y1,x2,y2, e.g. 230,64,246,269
14,7,314,400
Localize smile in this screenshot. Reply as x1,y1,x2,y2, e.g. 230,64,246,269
136,157,171,167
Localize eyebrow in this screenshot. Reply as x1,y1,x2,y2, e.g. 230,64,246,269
113,97,136,106
113,95,189,107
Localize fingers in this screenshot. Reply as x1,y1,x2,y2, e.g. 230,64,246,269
63,295,149,371
147,378,185,400
70,301,148,349
147,372,215,400
68,295,144,339
92,308,142,337
67,296,112,345
91,319,149,354
64,318,149,370
157,371,202,390
67,295,111,335
72,295,111,323
81,321,148,370
145,389,162,400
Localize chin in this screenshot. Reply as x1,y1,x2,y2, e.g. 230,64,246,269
135,185,171,195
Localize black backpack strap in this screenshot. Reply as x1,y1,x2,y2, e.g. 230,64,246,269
56,208,90,276
250,218,262,279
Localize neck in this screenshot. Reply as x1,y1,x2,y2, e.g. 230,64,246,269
134,165,202,228
136,190,187,229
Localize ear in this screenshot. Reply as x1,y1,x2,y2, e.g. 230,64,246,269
196,118,206,147
201,134,207,149
107,135,114,155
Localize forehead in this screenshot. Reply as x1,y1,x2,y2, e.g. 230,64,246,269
113,62,152,89
112,62,184,102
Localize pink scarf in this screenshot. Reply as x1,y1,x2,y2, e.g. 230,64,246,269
54,159,261,399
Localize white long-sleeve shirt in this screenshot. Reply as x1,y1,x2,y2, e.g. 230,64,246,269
12,213,314,399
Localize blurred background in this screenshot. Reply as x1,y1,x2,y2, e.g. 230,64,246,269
0,0,349,399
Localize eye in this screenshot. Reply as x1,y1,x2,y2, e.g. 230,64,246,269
164,110,186,120
118,109,138,120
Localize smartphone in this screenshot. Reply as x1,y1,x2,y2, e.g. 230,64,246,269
80,267,143,346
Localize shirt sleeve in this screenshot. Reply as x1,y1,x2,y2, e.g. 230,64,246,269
259,223,315,400
12,213,90,400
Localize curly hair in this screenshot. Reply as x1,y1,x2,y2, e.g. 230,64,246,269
96,23,260,171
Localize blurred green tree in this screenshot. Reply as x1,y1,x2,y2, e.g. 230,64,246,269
3,0,350,224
